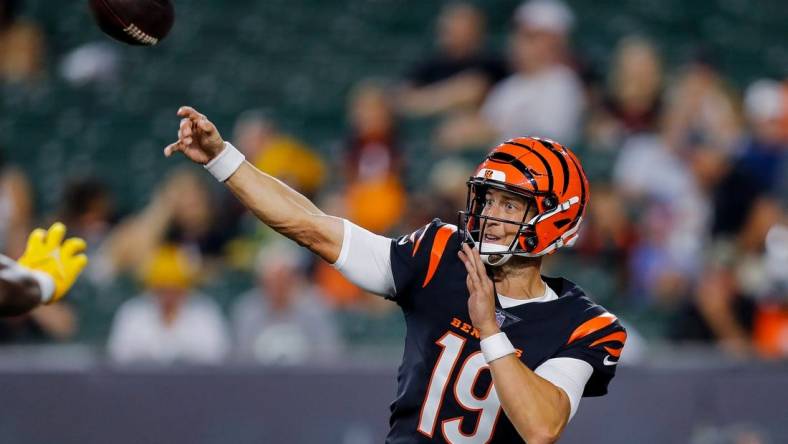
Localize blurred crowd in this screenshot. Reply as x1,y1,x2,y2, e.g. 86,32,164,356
1,0,787,365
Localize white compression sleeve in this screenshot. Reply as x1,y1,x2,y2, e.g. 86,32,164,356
5,255,55,304
27,268,55,304
331,219,396,297
534,357,593,421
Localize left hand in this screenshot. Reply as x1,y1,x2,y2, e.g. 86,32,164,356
458,243,500,338
18,223,88,303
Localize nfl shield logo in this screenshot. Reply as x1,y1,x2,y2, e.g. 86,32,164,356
495,309,506,328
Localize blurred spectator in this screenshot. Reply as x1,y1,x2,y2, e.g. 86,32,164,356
573,183,637,273
437,0,584,149
753,224,788,357
0,147,32,258
605,37,663,133
344,80,406,234
712,79,785,241
90,175,176,284
95,168,230,283
221,110,327,267
709,80,784,277
421,157,472,224
778,160,788,212
107,244,230,365
587,36,663,150
397,2,507,116
613,133,710,306
762,224,788,293
310,191,365,308
56,176,115,252
345,80,403,183
699,80,788,358
232,241,341,364
314,260,365,308
664,80,786,355
671,259,756,358
0,147,76,344
0,0,45,84
164,169,233,258
662,55,742,154
345,178,406,234
233,110,326,198
612,57,745,309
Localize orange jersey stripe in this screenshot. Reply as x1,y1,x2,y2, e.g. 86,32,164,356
604,346,623,358
412,224,430,257
590,331,627,348
566,312,617,345
422,225,457,288
592,331,627,358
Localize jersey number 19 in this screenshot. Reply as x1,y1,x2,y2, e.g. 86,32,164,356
417,332,502,443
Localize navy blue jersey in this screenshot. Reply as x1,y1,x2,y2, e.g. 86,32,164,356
385,219,626,444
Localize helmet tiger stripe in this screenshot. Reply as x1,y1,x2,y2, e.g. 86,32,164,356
460,136,590,260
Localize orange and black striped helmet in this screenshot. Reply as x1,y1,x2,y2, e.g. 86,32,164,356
458,137,589,263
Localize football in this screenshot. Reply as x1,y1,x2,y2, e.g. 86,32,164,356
88,0,175,46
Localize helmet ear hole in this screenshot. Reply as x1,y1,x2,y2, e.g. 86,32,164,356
525,236,538,250
542,194,557,211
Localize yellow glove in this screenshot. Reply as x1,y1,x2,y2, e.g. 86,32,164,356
18,222,89,304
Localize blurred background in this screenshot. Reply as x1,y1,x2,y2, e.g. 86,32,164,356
0,0,786,443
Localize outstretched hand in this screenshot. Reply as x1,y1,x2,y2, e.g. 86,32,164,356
163,106,225,164
18,222,88,303
458,243,500,338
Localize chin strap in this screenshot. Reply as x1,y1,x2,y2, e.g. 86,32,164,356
479,241,515,267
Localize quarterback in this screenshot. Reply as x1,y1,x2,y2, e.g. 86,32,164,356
0,223,88,317
165,106,626,443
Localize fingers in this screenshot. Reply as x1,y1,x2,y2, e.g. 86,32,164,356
45,222,67,250
164,142,182,157
62,237,87,258
179,118,194,145
460,243,480,275
179,118,191,135
460,243,495,298
458,248,474,276
459,244,476,277
196,117,214,133
69,254,89,275
459,244,483,289
469,244,486,274
177,108,202,146
64,237,89,275
177,106,204,120
177,106,214,136
26,228,47,251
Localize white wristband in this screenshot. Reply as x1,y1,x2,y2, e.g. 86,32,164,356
204,141,245,182
480,332,517,363
27,268,55,304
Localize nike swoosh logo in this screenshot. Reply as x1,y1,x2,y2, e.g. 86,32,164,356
603,355,618,366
